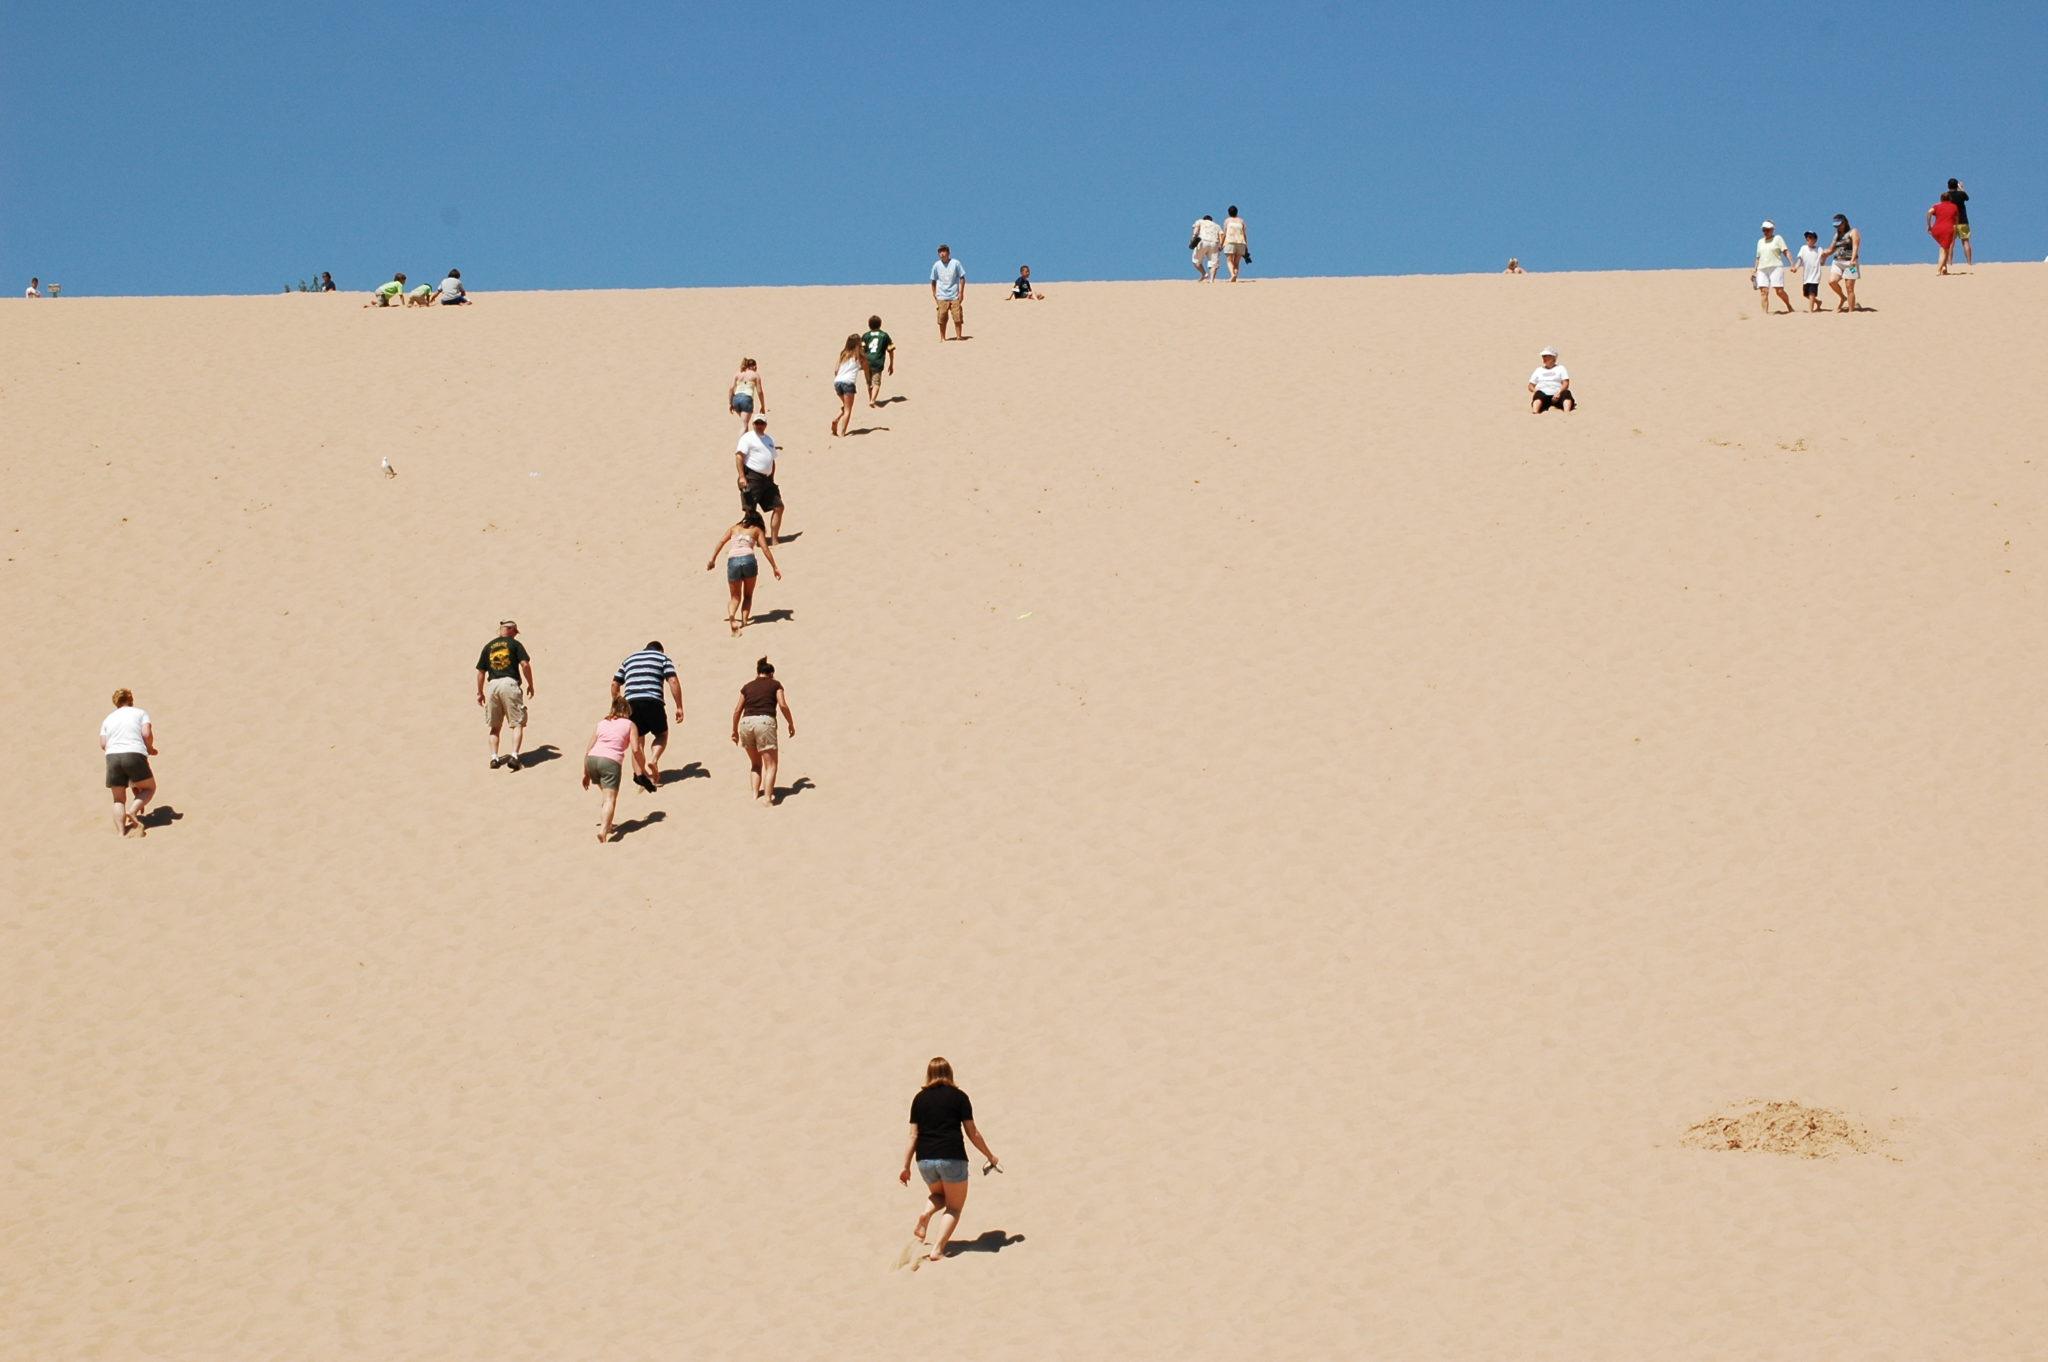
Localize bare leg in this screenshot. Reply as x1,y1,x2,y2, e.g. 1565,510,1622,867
914,1184,946,1240
646,734,666,785
762,747,780,806
507,718,526,760
598,786,619,842
740,576,757,628
111,786,131,836
488,720,503,760
129,777,156,826
746,747,764,799
927,1179,968,1261
1963,234,1973,266
726,576,742,622
770,506,784,545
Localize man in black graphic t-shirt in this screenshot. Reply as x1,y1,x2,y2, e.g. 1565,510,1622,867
474,619,536,770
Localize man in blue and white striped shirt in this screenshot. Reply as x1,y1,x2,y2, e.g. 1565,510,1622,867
611,641,684,790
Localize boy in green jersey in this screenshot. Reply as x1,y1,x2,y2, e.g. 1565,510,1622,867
860,315,894,406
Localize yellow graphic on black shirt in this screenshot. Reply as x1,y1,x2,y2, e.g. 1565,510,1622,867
486,642,514,672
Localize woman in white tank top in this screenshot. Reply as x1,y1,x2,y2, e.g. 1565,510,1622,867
830,333,869,438
704,509,782,634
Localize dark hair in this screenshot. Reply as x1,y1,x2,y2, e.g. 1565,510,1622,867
448,268,461,279
868,314,881,328
395,272,406,282
645,640,663,651
1804,231,1818,240
1947,178,1960,190
1018,263,1029,271
1228,204,1239,216
756,657,774,675
741,509,765,530
936,243,950,252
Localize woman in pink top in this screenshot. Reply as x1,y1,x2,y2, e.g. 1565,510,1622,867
581,696,645,843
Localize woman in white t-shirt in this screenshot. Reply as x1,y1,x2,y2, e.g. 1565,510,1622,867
99,688,159,836
1527,347,1575,413
829,333,869,438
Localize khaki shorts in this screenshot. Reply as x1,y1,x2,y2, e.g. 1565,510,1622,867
737,714,778,752
485,676,527,729
935,296,963,324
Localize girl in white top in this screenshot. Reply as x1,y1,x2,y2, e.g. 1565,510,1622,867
705,509,782,635
98,687,158,836
729,357,767,431
829,334,869,438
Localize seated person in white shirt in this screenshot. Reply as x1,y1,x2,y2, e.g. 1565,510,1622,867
433,268,469,305
1527,347,1575,413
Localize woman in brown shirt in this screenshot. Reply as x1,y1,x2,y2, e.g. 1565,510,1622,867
730,657,796,805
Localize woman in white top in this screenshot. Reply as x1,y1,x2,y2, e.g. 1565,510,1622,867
729,357,767,431
705,509,782,634
1223,206,1250,282
829,333,869,438
99,687,158,837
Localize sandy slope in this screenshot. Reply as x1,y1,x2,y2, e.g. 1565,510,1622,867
2,265,2044,1360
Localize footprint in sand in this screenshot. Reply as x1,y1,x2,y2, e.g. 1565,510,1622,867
893,1239,925,1271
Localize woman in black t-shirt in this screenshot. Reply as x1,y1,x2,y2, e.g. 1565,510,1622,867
897,1056,1000,1265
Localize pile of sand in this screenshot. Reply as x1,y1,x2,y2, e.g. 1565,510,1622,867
1682,1101,1881,1159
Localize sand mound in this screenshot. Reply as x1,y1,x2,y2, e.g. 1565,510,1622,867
1682,1101,1881,1158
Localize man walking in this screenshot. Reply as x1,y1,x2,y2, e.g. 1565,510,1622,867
475,619,536,770
930,244,966,340
612,640,683,791
1753,219,1794,315
1942,178,1972,267
1190,213,1222,281
736,414,785,545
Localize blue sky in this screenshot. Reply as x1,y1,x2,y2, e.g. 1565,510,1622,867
3,1,2040,295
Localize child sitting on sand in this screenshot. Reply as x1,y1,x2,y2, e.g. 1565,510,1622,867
1009,265,1044,300
366,273,407,307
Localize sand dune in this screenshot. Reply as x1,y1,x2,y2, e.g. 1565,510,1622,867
3,265,2045,1359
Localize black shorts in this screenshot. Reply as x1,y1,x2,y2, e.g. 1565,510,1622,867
105,752,152,787
743,471,782,514
1802,282,1819,297
1533,389,1576,412
628,696,668,737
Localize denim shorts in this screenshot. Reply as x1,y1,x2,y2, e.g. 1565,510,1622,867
726,554,757,582
918,1157,970,1185
730,392,754,413
834,381,856,396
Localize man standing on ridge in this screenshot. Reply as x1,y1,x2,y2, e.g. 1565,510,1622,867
931,244,967,341
1942,178,1972,268
1191,213,1222,281
1753,219,1795,315
476,620,536,770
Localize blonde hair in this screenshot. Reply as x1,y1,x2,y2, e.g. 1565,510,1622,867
111,687,134,707
740,356,757,371
608,696,632,720
840,334,861,360
924,1056,954,1087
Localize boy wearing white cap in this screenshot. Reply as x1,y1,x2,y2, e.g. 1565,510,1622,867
1754,220,1795,315
1528,348,1574,414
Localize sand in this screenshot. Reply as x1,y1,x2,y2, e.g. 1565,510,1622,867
3,265,2045,1360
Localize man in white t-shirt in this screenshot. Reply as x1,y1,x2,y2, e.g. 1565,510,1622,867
1794,231,1826,313
1753,219,1795,315
26,276,41,298
735,415,785,544
1190,214,1223,281
1527,347,1575,414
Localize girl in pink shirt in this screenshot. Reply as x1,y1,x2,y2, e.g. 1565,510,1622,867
582,696,645,843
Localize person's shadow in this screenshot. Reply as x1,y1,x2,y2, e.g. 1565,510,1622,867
517,744,562,768
771,776,815,805
746,609,794,626
943,1230,1024,1257
656,760,710,785
610,810,666,840
876,396,910,407
136,806,184,831
845,426,889,436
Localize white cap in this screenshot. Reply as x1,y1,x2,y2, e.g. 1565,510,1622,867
1761,219,1775,230
1539,346,1557,358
